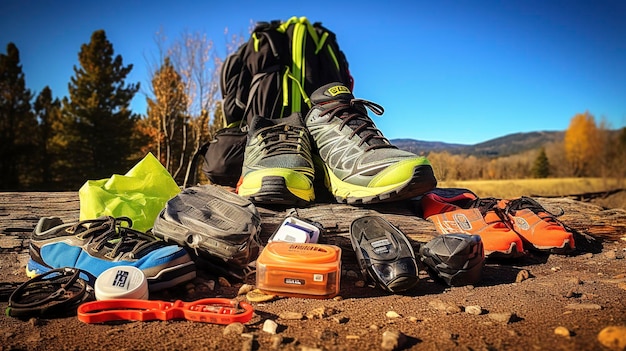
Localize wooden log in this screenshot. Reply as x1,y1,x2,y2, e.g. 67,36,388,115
1,191,625,258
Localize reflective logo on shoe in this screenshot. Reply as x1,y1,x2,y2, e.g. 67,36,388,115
514,217,530,231
453,213,473,231
371,238,391,255
327,85,351,96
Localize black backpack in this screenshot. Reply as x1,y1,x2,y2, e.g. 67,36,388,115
221,16,354,127
196,17,354,187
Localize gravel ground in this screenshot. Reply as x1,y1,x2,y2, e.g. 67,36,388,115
1,239,625,351
1,193,625,351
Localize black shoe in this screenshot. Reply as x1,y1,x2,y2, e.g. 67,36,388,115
350,215,418,293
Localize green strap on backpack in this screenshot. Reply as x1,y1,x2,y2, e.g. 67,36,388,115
220,16,353,127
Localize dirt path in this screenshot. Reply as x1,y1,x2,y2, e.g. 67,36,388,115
1,192,625,351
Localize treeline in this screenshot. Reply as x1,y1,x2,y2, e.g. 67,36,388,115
1,29,625,191
1,29,239,190
428,115,626,182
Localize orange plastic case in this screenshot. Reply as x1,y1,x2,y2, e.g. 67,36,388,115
256,242,341,299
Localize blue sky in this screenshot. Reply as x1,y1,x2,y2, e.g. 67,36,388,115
1,0,624,145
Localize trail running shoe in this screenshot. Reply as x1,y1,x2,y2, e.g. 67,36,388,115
350,215,419,293
27,216,196,291
419,187,479,219
427,198,525,258
499,197,576,254
305,83,437,204
237,113,315,206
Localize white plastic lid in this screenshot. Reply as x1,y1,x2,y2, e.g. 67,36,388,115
95,266,149,300
268,217,320,243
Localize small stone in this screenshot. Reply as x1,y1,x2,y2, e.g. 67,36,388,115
346,335,360,340
554,326,572,337
551,266,562,272
238,284,254,296
604,250,617,260
381,330,406,350
516,270,530,283
332,316,349,324
270,335,283,349
465,305,483,315
618,282,626,291
306,306,338,319
408,316,420,322
581,253,594,259
370,324,380,330
386,311,401,318
246,289,276,303
223,322,247,335
206,280,216,291
218,276,231,287
429,299,462,314
29,317,42,327
597,326,626,350
279,311,303,320
241,333,254,351
262,319,279,334
489,312,514,323
333,295,343,301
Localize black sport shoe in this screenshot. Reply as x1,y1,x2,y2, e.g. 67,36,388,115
419,233,485,287
350,215,419,293
237,113,315,206
27,216,196,291
305,83,437,204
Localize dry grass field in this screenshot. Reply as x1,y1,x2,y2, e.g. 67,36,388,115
438,177,626,209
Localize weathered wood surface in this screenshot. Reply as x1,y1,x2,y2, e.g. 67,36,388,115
1,192,625,259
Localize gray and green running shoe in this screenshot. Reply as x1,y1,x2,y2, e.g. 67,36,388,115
237,113,315,206
304,83,437,204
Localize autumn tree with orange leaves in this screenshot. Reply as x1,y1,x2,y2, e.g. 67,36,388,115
564,112,601,177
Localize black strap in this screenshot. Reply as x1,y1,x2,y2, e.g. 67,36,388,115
6,267,94,319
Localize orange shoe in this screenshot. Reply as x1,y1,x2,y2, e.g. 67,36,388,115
427,198,525,258
499,197,575,254
420,188,478,219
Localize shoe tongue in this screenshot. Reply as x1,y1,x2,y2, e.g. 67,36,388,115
249,115,276,132
311,83,391,148
310,82,354,104
249,113,304,133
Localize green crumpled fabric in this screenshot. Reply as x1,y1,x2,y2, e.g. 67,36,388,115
79,152,181,232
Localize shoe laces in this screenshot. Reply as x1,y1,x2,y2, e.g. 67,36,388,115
324,98,396,151
257,123,311,158
504,196,565,227
470,198,511,228
73,216,162,259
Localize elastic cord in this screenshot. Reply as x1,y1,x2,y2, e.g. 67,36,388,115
6,267,94,318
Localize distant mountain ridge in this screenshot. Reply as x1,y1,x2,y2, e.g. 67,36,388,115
392,131,565,157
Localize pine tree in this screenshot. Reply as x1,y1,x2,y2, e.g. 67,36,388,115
62,30,139,186
531,147,550,178
34,86,63,188
0,43,36,190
